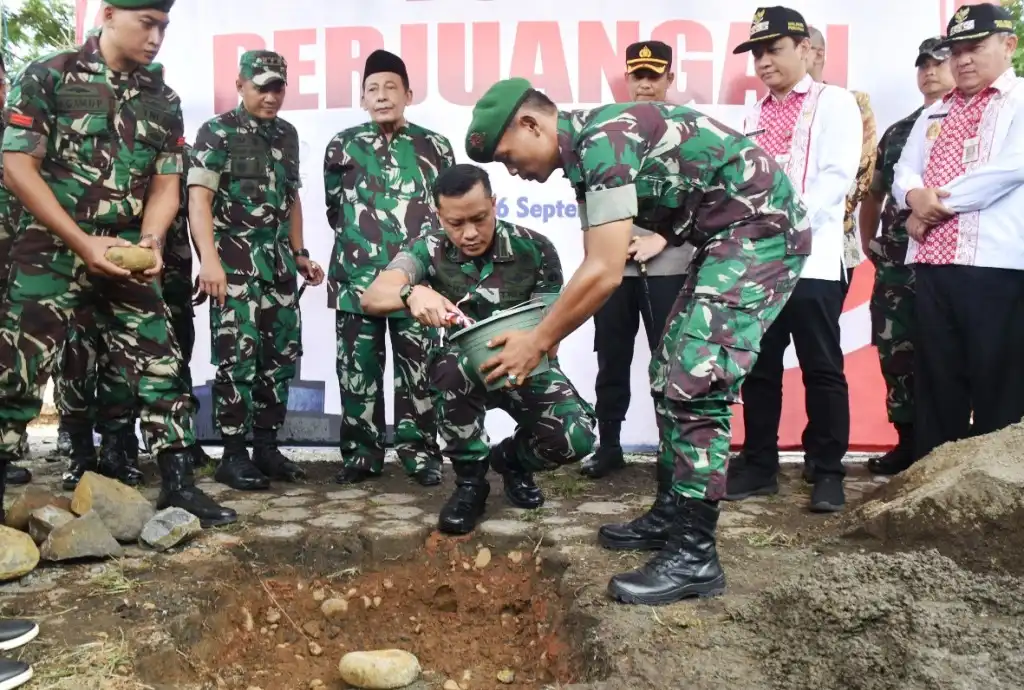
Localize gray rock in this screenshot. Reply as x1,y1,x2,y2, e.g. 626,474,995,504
27,505,76,544
139,508,202,552
4,486,72,531
251,524,306,539
40,511,123,561
259,507,313,522
0,525,39,581
70,472,155,542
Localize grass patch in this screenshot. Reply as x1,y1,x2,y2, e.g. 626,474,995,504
537,470,589,499
31,632,145,689
745,529,797,548
89,562,141,597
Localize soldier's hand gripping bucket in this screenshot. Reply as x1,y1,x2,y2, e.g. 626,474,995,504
448,300,550,391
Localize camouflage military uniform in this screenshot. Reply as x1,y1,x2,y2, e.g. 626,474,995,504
190,105,301,439
868,107,923,428
842,90,878,274
323,121,453,475
549,103,810,503
0,31,233,528
389,221,595,469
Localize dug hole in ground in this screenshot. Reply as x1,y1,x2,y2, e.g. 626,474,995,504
1,416,1023,689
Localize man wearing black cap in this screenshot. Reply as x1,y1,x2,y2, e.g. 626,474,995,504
859,37,953,476
324,49,452,487
582,40,693,480
893,2,1024,461
725,6,862,513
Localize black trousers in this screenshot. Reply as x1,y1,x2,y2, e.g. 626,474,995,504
740,278,850,477
914,264,1024,459
593,274,687,423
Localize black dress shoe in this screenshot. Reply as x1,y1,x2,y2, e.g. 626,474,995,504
413,462,442,487
0,620,38,651
438,461,489,535
0,658,32,689
867,423,916,476
809,475,845,513
3,464,30,486
607,497,726,606
579,444,626,479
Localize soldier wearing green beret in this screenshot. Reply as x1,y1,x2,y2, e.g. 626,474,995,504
465,78,810,606
0,0,236,527
189,50,324,492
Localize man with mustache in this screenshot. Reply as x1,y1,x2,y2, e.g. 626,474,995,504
582,40,693,481
323,50,451,488
190,50,324,491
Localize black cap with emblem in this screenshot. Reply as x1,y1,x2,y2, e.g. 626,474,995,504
625,41,673,75
941,3,1015,46
915,36,951,67
733,6,810,54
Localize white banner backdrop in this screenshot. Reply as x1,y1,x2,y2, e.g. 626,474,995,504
73,0,959,448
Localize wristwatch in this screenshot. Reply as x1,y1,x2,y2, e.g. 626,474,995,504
399,284,414,307
293,248,310,259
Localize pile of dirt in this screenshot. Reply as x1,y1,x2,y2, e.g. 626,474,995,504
845,422,1024,574
146,540,584,689
729,550,1024,690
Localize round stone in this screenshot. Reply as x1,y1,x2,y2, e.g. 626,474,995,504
317,501,367,514
325,490,370,502
308,514,363,530
478,519,535,538
259,507,313,522
369,493,419,506
544,526,592,543
268,496,315,508
219,500,264,516
373,506,424,520
252,524,305,539
575,501,629,515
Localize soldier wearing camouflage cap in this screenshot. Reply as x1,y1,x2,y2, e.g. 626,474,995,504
0,0,235,529
362,164,596,534
189,50,324,492
323,49,452,487
464,78,810,606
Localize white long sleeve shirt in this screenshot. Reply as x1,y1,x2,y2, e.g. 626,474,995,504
743,74,863,281
893,68,1024,270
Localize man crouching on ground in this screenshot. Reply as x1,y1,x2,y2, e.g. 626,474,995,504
361,163,596,534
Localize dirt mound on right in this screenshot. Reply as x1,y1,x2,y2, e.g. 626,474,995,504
845,422,1024,573
729,550,1024,690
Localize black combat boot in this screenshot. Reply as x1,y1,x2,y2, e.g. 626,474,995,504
489,438,544,509
157,449,237,528
52,420,72,461
252,428,305,482
412,458,443,487
4,461,30,486
607,496,726,606
214,434,269,491
579,420,626,479
867,423,916,475
61,429,97,490
96,431,144,487
438,461,490,535
598,462,675,550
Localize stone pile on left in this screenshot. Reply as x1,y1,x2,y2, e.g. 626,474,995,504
0,472,202,581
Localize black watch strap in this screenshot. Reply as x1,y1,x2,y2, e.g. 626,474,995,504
293,248,310,259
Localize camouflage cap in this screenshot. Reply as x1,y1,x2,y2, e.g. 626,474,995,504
239,50,288,87
105,0,175,10
465,78,533,164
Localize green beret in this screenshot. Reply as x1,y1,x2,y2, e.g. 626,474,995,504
105,0,175,10
465,78,533,163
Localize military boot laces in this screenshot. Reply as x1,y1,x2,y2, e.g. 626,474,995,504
214,436,269,491
598,465,676,551
61,430,97,491
252,429,305,483
438,462,490,535
607,497,726,606
157,450,237,528
96,432,144,487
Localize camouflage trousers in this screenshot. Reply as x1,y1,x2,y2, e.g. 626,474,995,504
0,225,194,458
649,233,805,501
336,312,440,474
869,258,915,425
211,275,300,437
0,213,13,301
430,350,595,469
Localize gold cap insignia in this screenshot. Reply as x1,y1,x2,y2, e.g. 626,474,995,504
953,6,969,22
753,8,765,22
639,45,652,58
